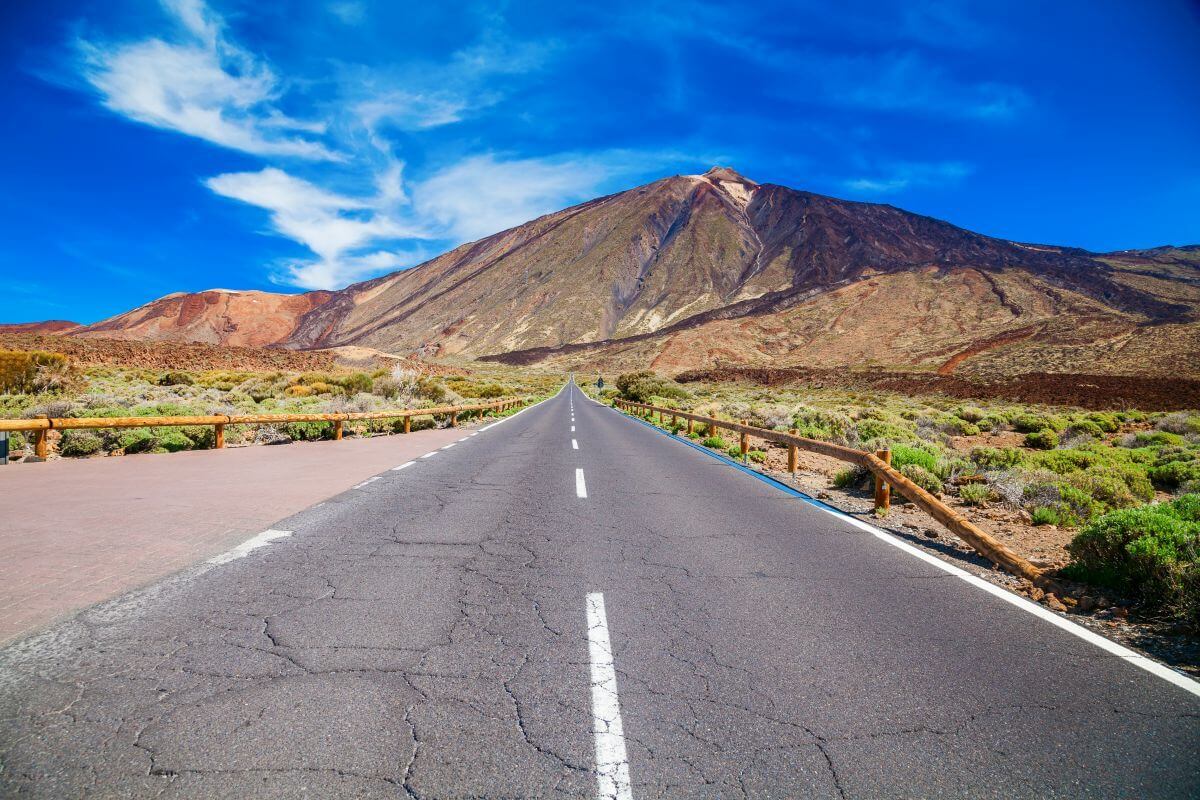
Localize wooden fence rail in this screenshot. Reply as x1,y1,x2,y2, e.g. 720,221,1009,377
614,398,1044,584
0,398,527,461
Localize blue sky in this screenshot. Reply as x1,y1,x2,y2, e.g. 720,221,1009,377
2,0,1198,323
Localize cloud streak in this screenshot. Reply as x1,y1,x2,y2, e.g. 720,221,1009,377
79,0,338,159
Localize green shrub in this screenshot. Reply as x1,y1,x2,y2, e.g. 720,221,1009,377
116,430,157,454
615,371,689,403
59,430,102,457
701,436,728,449
1031,506,1062,526
833,466,867,489
1023,481,1100,526
726,445,745,459
1148,459,1200,488
854,418,913,442
940,416,980,436
1065,495,1200,625
900,464,943,495
792,407,853,440
158,371,194,386
180,425,216,449
971,446,1024,469
1086,412,1121,433
0,349,79,394
747,449,766,463
956,406,986,423
891,443,941,475
1024,429,1059,450
340,372,373,395
283,421,331,441
958,482,994,506
1064,420,1104,439
157,430,193,452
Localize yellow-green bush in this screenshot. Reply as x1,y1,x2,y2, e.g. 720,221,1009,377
0,349,78,394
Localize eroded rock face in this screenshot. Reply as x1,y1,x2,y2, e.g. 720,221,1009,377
72,289,334,348
47,169,1199,375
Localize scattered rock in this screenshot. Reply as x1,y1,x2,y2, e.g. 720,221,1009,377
1029,586,1045,602
923,529,939,539
1045,594,1068,613
1076,595,1097,613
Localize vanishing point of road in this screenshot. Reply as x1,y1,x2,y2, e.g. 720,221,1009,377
1,381,1197,798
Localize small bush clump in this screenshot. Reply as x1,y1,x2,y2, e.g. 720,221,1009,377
900,464,943,495
1024,429,1059,450
958,482,995,506
59,430,102,457
1065,494,1200,625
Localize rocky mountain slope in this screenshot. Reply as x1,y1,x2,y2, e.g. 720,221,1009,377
72,289,333,348
21,168,1200,376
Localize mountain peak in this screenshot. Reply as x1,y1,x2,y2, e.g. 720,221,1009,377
702,165,755,185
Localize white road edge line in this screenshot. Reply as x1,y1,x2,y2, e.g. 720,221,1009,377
572,439,579,450
392,461,415,471
626,404,1200,698
441,442,457,450
353,476,381,489
576,468,588,498
586,592,634,800
420,452,437,459
208,529,291,565
838,510,1200,698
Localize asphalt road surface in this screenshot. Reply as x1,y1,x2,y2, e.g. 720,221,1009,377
1,382,1197,798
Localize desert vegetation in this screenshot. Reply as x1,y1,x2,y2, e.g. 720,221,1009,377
600,372,1200,628
0,347,558,458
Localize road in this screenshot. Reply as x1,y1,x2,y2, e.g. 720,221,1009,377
1,381,1197,798
0,423,471,645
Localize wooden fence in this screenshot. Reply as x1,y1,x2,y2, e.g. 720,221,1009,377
0,398,526,460
614,398,1044,584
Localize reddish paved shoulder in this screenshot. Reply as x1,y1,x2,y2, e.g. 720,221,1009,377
0,427,469,644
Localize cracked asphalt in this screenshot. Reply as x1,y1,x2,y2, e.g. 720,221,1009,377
1,382,1197,798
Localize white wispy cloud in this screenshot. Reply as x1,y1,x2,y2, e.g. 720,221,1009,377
78,0,338,159
843,161,973,194
327,1,366,25
204,167,431,289
412,154,613,241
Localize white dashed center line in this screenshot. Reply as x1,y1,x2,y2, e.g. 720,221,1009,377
208,529,292,565
571,425,576,432
572,439,579,450
586,592,633,800
575,468,588,498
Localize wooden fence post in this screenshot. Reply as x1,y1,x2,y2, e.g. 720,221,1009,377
404,416,411,434
215,423,225,449
874,449,892,513
450,411,458,427
34,428,48,459
740,420,749,456
334,420,344,440
687,418,694,435
787,428,798,473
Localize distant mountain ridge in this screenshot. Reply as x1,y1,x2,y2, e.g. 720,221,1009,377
18,167,1200,377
